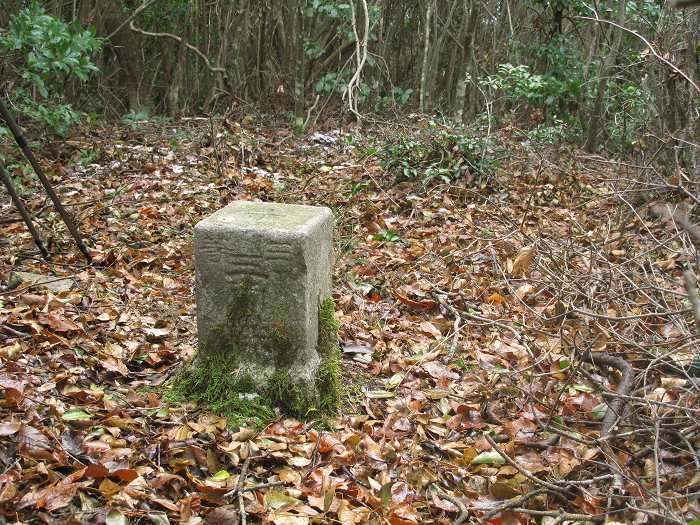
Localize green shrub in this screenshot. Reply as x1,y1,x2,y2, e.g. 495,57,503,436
0,3,102,136
376,124,497,186
480,61,581,130
605,83,651,150
482,64,551,108
514,119,572,146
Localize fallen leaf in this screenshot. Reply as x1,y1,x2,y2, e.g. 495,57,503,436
490,481,521,500
0,422,21,436
393,291,437,310
46,314,80,332
511,244,536,277
106,510,128,525
419,321,442,338
269,513,309,525
208,470,230,482
62,409,93,421
18,425,53,460
471,450,506,465
265,490,302,510
486,292,505,305
144,327,169,342
102,356,129,375
206,505,239,525
422,361,459,380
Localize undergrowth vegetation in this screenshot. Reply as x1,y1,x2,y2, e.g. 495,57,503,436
0,0,699,522
369,123,498,187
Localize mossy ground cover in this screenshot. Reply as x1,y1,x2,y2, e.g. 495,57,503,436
166,297,343,427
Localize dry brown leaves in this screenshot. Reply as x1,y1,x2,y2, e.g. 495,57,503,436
0,120,698,524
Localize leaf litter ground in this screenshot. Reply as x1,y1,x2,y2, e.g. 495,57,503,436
1,117,698,524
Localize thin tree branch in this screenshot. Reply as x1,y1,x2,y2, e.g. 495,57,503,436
683,270,700,333
344,0,370,119
482,433,569,495
576,15,700,94
106,0,159,40
128,22,227,76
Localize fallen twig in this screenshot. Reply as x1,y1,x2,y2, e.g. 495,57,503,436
224,455,251,499
480,488,547,522
583,352,635,436
683,270,700,334
512,507,605,522
0,325,31,339
432,489,469,525
482,433,569,495
224,455,251,525
240,481,283,492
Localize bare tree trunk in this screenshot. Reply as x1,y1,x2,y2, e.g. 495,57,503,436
419,0,433,113
167,40,187,117
256,7,267,98
584,0,627,153
292,0,306,131
454,0,479,123
104,14,147,113
684,12,700,179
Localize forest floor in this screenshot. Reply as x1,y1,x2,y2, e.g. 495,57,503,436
0,116,698,525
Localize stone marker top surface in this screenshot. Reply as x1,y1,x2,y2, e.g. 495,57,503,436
197,201,331,233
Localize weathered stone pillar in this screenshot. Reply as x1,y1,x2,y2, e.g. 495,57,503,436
192,201,336,415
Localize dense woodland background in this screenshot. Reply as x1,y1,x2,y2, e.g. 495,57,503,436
1,0,699,166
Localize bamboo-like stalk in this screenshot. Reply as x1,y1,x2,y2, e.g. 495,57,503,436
419,0,433,113
0,158,50,259
0,97,92,263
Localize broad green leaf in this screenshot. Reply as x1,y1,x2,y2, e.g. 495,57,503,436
106,510,128,525
550,416,565,429
209,470,230,482
592,403,608,420
386,373,404,389
365,390,394,399
379,482,394,508
62,409,92,421
323,485,336,512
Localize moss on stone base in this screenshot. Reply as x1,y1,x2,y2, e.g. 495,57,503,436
267,369,316,417
315,297,342,412
166,358,276,427
168,297,343,426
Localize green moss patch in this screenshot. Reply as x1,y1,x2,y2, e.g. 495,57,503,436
315,297,342,413
166,358,275,427
167,297,343,426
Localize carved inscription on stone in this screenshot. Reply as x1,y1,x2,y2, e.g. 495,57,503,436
198,235,298,284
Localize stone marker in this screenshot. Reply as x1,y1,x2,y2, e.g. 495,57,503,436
193,201,335,412
7,271,75,293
